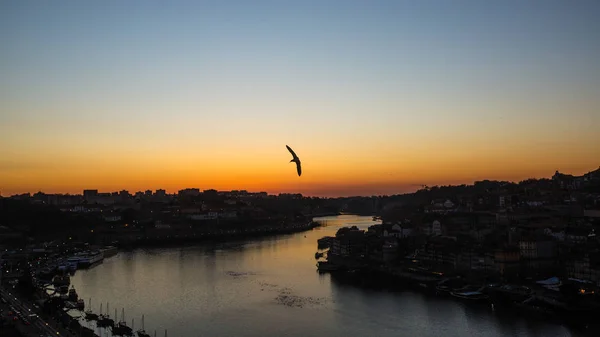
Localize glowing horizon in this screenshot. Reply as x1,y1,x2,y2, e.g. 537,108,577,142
1,1,599,198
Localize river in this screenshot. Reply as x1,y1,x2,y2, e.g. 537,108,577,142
71,215,585,337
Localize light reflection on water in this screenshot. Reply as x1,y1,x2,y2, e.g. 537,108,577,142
70,215,583,337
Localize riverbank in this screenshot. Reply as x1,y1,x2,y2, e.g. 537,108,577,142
317,258,600,334
114,220,321,249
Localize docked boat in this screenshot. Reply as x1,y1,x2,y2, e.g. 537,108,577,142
75,250,104,268
97,303,114,327
112,309,133,336
52,274,70,286
450,285,489,302
137,315,151,337
85,298,98,320
66,256,82,270
101,246,119,258
484,284,533,306
65,301,78,309
68,286,78,301
451,290,489,301
436,277,467,295
37,266,56,280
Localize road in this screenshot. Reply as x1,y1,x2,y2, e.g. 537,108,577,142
0,286,73,336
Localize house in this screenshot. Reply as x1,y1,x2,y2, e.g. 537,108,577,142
419,220,443,236
428,199,456,213
383,223,414,238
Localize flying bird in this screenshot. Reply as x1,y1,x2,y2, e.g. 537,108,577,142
286,145,302,176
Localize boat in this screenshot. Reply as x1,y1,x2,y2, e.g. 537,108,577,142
315,252,324,259
451,290,489,301
68,286,78,301
37,266,56,280
450,286,489,302
101,246,119,258
85,298,98,320
52,274,70,286
65,256,80,271
75,250,104,268
97,303,114,327
137,315,151,337
484,284,533,305
112,308,133,336
65,301,78,309
436,277,467,295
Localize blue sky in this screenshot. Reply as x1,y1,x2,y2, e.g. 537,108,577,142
1,0,599,196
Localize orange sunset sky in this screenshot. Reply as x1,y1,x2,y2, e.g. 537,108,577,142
1,2,599,197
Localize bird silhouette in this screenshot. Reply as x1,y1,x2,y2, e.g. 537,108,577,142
286,145,302,176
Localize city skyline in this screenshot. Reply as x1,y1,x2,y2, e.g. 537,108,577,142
2,164,598,198
2,1,600,197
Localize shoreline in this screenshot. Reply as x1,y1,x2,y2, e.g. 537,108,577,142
112,220,321,249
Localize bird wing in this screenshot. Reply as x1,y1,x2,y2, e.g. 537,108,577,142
286,145,298,160
296,161,302,176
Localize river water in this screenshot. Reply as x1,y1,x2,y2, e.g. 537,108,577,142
71,215,584,337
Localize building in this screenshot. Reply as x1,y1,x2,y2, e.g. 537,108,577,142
565,253,600,285
421,220,442,236
83,189,98,201
416,236,459,270
178,188,201,198
330,227,366,258
383,223,414,238
519,236,558,275
494,246,520,278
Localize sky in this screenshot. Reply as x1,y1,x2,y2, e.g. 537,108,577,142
1,1,599,197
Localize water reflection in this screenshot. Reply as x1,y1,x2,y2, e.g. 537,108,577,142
69,215,584,337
